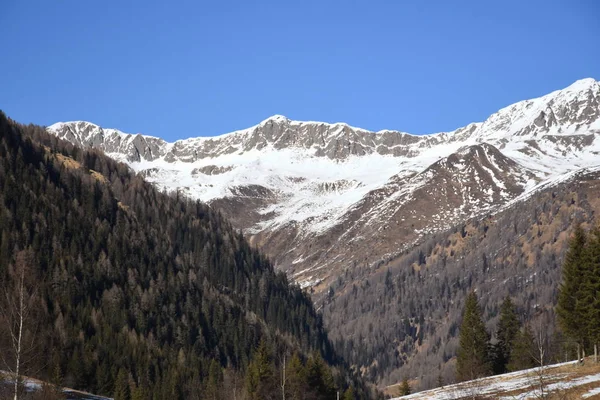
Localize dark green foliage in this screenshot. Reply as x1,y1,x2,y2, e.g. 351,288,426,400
556,223,600,358
0,112,373,399
398,377,411,395
242,345,352,400
130,382,146,400
205,359,223,400
343,386,356,400
507,326,536,372
582,227,600,349
493,296,520,374
113,369,130,400
286,352,306,400
304,352,336,400
556,225,588,348
245,340,277,400
456,291,491,381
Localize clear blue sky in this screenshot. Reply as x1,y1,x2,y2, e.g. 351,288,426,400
2,1,599,140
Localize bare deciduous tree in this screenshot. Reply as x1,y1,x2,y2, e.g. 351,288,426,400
528,312,562,400
281,354,287,400
0,249,39,400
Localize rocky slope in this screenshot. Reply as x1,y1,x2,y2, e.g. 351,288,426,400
47,78,600,290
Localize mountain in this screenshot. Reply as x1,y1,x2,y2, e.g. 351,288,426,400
323,166,600,388
45,79,600,390
0,113,374,399
47,78,600,291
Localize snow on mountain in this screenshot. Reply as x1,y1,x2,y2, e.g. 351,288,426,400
47,78,600,288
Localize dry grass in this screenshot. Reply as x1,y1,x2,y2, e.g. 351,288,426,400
55,153,81,169
90,169,107,183
391,359,600,399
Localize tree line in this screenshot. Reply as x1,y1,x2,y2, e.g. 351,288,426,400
456,293,537,382
455,222,600,384
557,224,600,362
323,170,600,389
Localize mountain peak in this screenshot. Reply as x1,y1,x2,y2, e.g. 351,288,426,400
260,114,289,125
48,120,100,131
47,78,600,165
565,77,598,91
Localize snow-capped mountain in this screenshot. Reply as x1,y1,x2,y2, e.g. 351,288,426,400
47,78,600,289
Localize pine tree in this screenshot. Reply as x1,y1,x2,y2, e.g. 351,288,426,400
130,381,146,400
286,352,306,400
343,386,356,400
113,368,130,400
557,225,588,360
493,296,520,374
206,359,223,400
51,360,63,388
305,352,336,399
399,377,411,396
507,326,536,372
583,226,600,362
456,291,491,381
246,340,277,400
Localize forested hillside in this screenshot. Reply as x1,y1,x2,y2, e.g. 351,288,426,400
0,112,374,399
322,167,600,390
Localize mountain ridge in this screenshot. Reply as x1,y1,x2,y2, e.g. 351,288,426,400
47,78,600,290
49,77,598,146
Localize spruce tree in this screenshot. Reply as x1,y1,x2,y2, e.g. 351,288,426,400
113,369,130,400
456,291,491,381
305,352,336,399
557,224,588,360
130,382,146,400
286,352,306,400
343,386,356,400
206,359,223,400
507,326,536,372
246,340,277,400
583,226,600,362
493,296,520,374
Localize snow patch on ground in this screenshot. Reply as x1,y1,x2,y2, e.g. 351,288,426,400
389,361,600,400
583,385,600,398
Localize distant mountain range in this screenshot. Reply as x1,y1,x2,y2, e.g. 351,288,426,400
48,78,600,291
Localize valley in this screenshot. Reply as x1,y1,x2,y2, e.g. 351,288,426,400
45,78,600,391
